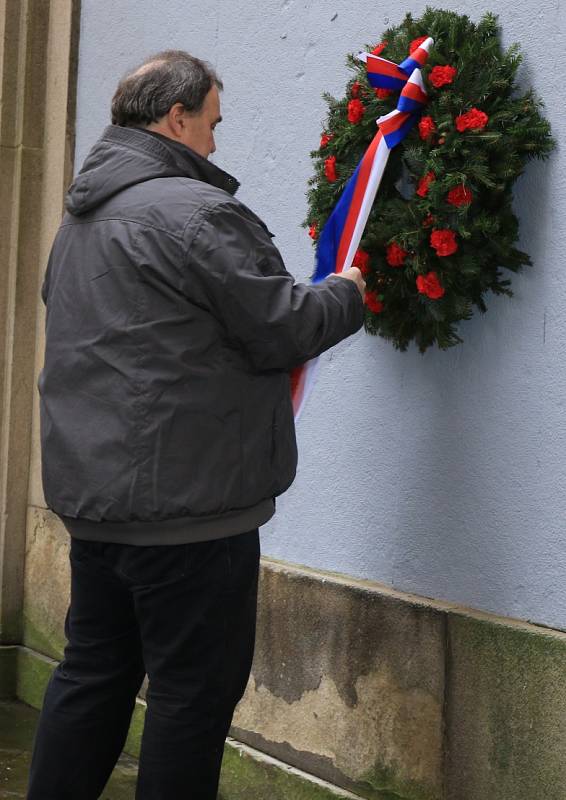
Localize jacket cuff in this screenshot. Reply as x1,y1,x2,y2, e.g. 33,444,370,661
325,273,365,333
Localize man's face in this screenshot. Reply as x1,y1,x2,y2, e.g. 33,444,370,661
180,85,222,159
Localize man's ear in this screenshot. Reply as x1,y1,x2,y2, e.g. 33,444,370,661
167,102,186,136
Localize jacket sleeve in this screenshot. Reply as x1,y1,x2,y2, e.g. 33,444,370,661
183,201,365,372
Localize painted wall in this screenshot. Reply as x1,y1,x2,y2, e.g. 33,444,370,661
74,0,566,630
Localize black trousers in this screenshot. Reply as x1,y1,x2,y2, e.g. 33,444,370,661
26,528,260,799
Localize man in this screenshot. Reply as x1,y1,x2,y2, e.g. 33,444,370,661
28,50,366,799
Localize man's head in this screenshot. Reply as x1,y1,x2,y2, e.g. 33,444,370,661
111,50,223,159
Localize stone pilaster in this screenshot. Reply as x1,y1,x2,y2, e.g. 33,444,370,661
0,0,80,644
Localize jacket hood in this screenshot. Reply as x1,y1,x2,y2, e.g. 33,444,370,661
65,125,240,216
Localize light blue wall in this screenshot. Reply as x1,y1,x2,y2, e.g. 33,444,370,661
75,0,566,630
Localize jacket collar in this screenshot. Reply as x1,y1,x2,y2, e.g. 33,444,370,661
100,124,240,196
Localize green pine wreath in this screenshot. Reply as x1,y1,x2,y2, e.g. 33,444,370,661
305,8,554,352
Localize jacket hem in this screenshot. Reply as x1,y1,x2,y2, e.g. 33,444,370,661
59,498,275,545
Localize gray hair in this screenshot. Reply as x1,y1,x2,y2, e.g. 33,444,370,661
111,50,223,127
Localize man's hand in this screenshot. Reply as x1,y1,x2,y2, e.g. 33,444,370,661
336,267,366,298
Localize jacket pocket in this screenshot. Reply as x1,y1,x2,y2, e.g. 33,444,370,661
148,404,243,517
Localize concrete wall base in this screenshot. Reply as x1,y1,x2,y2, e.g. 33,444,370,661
11,522,566,799
5,644,365,800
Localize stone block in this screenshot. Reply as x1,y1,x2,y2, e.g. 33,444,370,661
445,612,566,800
219,738,366,800
0,0,25,147
232,560,445,800
22,507,70,660
20,0,49,151
123,696,148,759
16,645,56,710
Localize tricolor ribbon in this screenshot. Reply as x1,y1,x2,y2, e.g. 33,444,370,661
291,37,433,420
365,37,433,91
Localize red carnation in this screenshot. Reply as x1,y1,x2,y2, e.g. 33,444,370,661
416,171,436,198
375,87,394,99
416,272,445,300
320,132,333,149
386,242,408,267
418,115,436,141
429,65,457,88
324,156,338,182
365,290,384,313
422,213,436,228
447,185,473,207
430,228,458,257
308,224,317,240
347,98,365,124
352,249,371,275
455,108,489,132
409,35,428,53
351,81,361,98
371,41,388,56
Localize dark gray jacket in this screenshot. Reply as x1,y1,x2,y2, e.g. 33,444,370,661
39,125,364,544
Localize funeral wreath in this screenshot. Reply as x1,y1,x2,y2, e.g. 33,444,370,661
305,8,554,352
